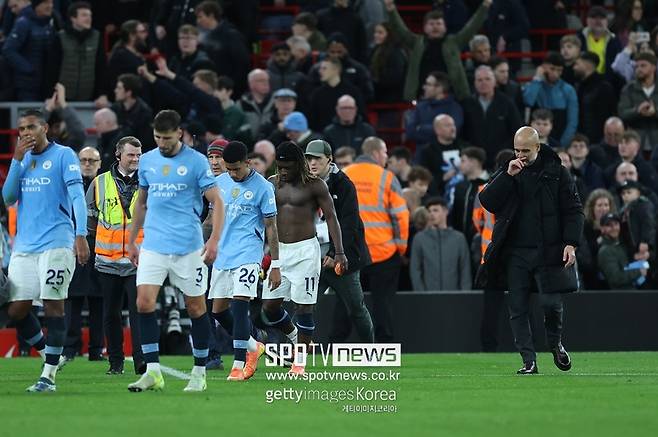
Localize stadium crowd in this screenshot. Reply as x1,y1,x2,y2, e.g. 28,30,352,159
2,0,658,360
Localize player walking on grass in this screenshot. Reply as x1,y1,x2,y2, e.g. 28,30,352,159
261,141,347,375
208,141,280,381
126,110,225,392
2,109,90,392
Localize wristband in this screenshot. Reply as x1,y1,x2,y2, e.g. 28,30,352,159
270,259,281,269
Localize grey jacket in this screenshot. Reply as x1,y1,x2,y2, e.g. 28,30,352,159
410,227,472,291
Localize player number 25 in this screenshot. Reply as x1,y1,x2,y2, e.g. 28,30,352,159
45,269,65,286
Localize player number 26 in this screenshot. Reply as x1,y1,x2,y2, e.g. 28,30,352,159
239,268,256,284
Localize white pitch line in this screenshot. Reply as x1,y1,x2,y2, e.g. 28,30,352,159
431,373,658,377
126,357,190,380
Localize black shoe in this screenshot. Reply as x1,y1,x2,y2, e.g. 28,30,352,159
106,362,124,375
517,361,538,374
551,344,572,371
134,360,147,375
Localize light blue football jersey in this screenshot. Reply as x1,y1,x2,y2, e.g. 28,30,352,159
138,144,215,255
214,170,277,270
13,142,83,253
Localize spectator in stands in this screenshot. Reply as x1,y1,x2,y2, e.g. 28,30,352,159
485,0,529,71
258,87,297,145
344,136,409,342
618,179,656,262
604,130,658,193
612,31,656,83
582,189,617,289
2,0,56,101
167,24,215,82
309,57,364,132
612,161,658,209
1,0,29,44
417,114,468,196
465,34,491,88
287,35,314,74
105,20,147,106
369,22,407,102
214,75,251,143
353,0,386,47
53,1,106,102
283,111,322,150
491,55,524,114
402,166,432,213
153,0,203,55
523,52,578,147
530,108,560,149
556,147,589,202
405,71,463,146
111,73,153,150
463,65,522,169
292,11,326,52
387,146,412,188
43,82,86,150
449,146,489,246
577,6,623,85
322,94,375,155
253,139,276,174
195,0,250,96
560,34,582,86
611,0,650,47
597,212,647,289
567,133,606,192
267,43,305,93
334,145,356,169
431,0,468,35
238,68,274,139
93,108,124,172
316,0,368,63
574,51,618,144
322,32,374,102
61,145,104,364
383,0,491,101
410,197,471,291
618,52,658,151
589,116,625,169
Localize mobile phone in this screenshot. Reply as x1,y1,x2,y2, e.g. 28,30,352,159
636,32,650,44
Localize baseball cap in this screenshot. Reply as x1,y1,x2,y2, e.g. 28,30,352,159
600,212,620,226
617,179,641,194
273,88,298,99
305,140,332,158
283,112,308,132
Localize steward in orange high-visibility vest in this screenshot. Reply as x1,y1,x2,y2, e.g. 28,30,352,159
472,184,495,264
344,152,409,263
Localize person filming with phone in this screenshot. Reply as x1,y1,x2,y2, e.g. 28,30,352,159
475,126,584,375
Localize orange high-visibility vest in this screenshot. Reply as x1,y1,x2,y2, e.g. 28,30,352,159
344,160,409,263
472,184,495,264
94,171,143,263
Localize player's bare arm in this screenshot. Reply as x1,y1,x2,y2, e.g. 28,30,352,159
202,186,225,265
264,216,281,290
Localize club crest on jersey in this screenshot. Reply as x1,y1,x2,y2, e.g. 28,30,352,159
162,165,171,176
244,191,254,200
42,160,52,170
231,187,240,199
177,165,188,176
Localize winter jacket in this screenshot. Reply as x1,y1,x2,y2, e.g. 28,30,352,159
202,19,250,95
2,6,56,97
54,26,105,100
523,78,579,147
322,116,375,154
405,96,464,146
309,80,364,131
620,196,656,256
618,80,658,151
476,145,584,290
576,72,617,144
577,27,623,85
111,98,154,151
386,3,489,101
168,49,216,82
238,93,274,139
597,235,642,289
267,58,306,92
410,227,472,291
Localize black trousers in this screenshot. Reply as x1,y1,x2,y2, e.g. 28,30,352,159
360,254,401,343
479,287,507,352
99,272,143,367
319,269,374,343
64,296,104,357
506,248,564,363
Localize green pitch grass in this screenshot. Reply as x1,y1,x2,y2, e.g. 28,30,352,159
1,352,658,437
